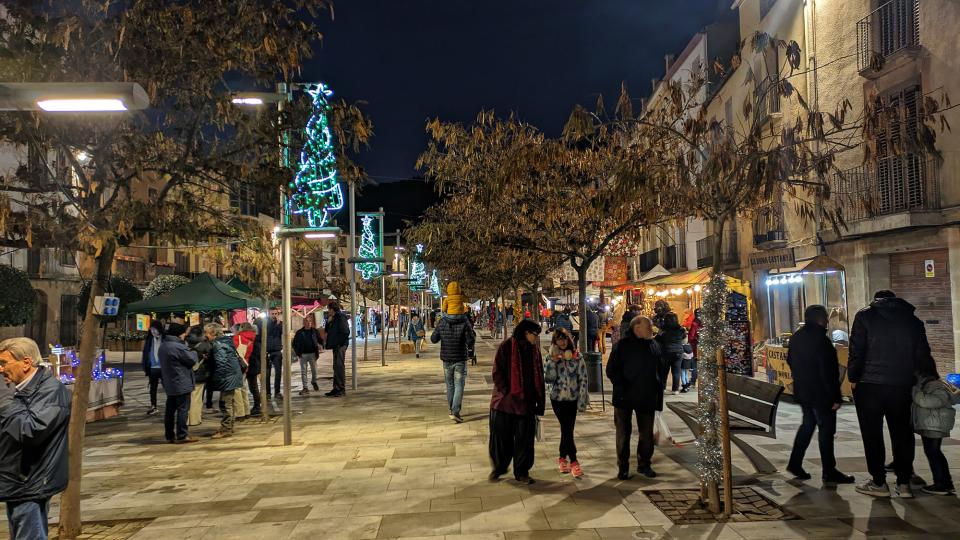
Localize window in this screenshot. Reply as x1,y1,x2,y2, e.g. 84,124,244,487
760,0,778,19
175,251,190,274
27,249,42,277
876,84,927,213
312,262,321,278
59,250,76,267
639,249,659,273
339,259,346,277
756,45,781,121
295,260,304,278
724,99,734,129
229,181,257,217
59,294,79,346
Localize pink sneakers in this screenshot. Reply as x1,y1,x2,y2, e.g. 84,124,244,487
558,457,570,473
570,461,583,478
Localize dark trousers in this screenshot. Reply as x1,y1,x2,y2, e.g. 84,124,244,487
247,371,261,412
614,406,655,473
854,383,914,485
922,435,953,488
551,399,578,462
164,392,190,441
669,356,682,392
489,409,536,479
266,351,283,396
788,404,838,474
148,368,162,407
5,498,49,540
332,345,347,392
204,385,215,409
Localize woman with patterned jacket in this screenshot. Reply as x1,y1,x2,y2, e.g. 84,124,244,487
544,328,590,478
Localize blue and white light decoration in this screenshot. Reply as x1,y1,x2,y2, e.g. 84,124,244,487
429,269,441,297
288,83,344,228
58,349,123,384
409,244,427,288
356,215,382,281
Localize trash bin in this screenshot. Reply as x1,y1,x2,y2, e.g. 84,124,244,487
585,352,603,393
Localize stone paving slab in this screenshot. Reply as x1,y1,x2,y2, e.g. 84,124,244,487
3,333,960,539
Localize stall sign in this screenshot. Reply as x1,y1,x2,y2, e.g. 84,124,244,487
136,314,150,331
604,256,628,282
749,248,795,272
189,312,200,327
925,259,935,278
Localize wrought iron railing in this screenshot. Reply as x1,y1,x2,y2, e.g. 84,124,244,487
857,0,920,72
830,154,939,223
696,227,738,269
753,202,787,247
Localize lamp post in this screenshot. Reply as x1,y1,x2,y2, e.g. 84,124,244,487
0,82,149,111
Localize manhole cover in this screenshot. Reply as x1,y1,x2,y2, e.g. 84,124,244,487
645,487,799,524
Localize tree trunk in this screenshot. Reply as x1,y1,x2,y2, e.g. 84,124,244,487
59,244,115,538
576,265,589,358
260,296,269,421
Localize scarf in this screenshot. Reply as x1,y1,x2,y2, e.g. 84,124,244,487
509,337,544,402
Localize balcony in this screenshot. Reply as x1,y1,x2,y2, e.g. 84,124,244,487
828,154,940,234
638,248,659,273
662,243,687,271
753,202,788,250
696,227,739,269
857,0,921,75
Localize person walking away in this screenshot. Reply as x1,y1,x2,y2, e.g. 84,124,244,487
849,290,937,498
293,316,322,395
684,309,702,392
0,338,71,540
408,312,426,358
232,322,257,417
159,323,199,443
555,307,574,335
607,316,666,480
431,310,476,423
263,309,283,400
585,307,600,353
912,372,959,495
489,319,545,484
324,301,350,397
205,323,245,438
785,305,856,485
142,321,165,415
656,313,686,394
186,326,212,427
544,328,589,478
619,305,642,344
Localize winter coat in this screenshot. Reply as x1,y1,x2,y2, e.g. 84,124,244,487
0,366,71,503
848,297,936,387
407,317,425,341
430,315,475,363
606,334,666,412
490,337,545,416
258,318,283,353
544,345,590,411
912,375,959,438
442,281,467,315
159,335,198,395
186,331,212,385
688,319,702,358
618,313,635,343
324,311,351,349
657,324,687,358
247,330,262,376
555,313,574,334
586,310,600,337
786,322,842,408
233,330,256,367
209,336,245,392
293,327,321,356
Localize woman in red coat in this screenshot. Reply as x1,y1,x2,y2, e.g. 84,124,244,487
489,319,545,484
684,309,702,392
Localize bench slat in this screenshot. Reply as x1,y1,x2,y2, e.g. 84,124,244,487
727,393,776,426
726,374,782,403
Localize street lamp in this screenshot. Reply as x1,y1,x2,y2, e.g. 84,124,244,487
0,82,149,111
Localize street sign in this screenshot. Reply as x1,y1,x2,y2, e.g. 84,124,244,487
925,259,935,278
749,248,796,272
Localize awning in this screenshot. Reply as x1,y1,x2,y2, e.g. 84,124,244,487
639,264,671,281
124,273,263,314
767,255,845,275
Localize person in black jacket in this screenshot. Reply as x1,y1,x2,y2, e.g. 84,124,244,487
262,309,284,399
785,305,855,485
848,290,937,498
0,338,71,540
606,316,667,480
656,313,686,394
431,313,476,423
141,320,165,415
159,323,199,444
323,301,351,397
293,316,322,395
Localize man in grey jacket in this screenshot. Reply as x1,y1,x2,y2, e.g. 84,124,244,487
431,314,476,423
160,323,199,444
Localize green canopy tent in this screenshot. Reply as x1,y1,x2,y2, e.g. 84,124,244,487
225,277,253,295
125,272,264,314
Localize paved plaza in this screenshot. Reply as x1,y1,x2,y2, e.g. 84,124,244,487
5,332,960,539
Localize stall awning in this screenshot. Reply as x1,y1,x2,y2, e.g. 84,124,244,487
640,264,672,282
124,273,263,314
767,255,845,275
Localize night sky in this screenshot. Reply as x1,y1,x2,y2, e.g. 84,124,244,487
307,0,732,185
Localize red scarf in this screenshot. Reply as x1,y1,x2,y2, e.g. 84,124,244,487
509,337,544,401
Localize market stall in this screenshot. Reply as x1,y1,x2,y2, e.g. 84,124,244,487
49,347,123,422
758,255,852,397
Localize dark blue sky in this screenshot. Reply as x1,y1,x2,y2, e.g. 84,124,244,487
307,0,730,181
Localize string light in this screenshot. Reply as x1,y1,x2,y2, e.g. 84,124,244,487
429,269,441,297
58,351,123,384
356,215,382,281
694,273,729,486
409,244,427,287
288,83,344,228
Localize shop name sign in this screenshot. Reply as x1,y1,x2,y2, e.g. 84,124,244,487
749,248,795,272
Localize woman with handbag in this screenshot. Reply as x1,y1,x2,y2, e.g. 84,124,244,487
408,311,426,358
544,328,589,478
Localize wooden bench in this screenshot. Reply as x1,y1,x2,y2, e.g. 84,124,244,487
667,374,785,474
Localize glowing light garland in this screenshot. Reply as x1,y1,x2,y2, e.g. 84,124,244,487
357,215,381,281
288,83,344,228
58,350,123,384
429,269,441,297
694,273,729,486
409,244,427,288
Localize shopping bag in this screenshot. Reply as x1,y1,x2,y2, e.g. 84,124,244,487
535,416,543,442
653,411,674,447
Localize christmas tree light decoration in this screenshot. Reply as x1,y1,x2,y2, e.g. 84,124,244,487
357,215,382,280
429,269,441,297
409,244,427,287
694,273,730,487
288,83,344,228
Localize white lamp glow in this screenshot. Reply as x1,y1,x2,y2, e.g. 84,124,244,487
37,98,127,111
232,97,264,106
304,232,336,239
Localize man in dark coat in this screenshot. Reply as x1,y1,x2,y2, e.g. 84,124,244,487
159,323,199,443
0,338,71,540
786,305,855,485
323,301,351,397
585,307,600,352
849,290,936,498
263,308,284,400
431,312,476,423
204,323,244,438
293,316,322,395
489,319,545,484
606,316,666,480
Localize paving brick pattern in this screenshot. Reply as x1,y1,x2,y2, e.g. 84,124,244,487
2,332,960,539
646,487,797,524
